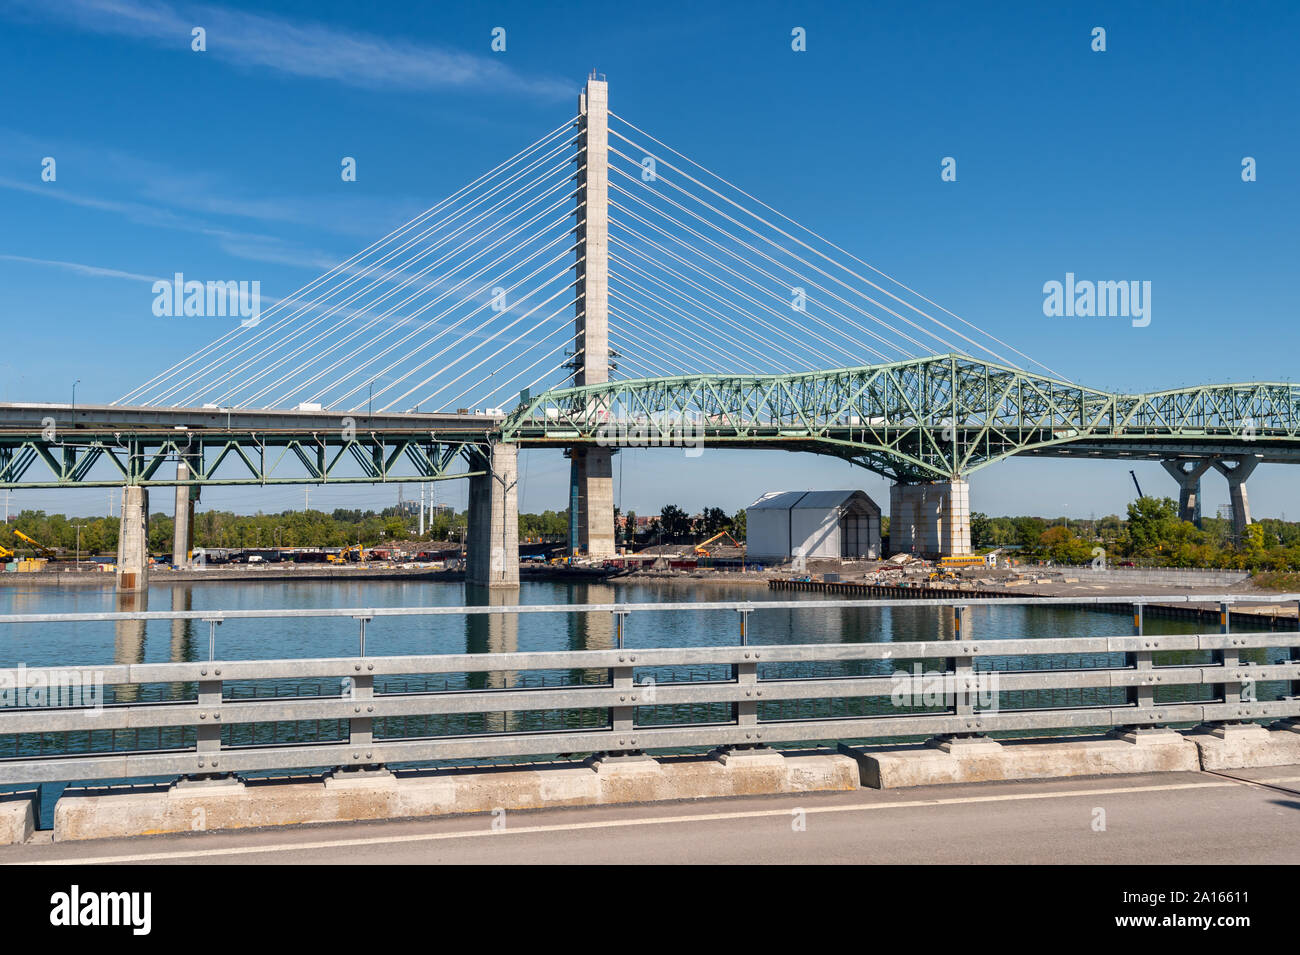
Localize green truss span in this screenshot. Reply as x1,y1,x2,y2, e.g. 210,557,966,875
503,355,1300,481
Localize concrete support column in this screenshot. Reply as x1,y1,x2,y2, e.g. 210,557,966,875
1160,459,1212,526
172,461,197,568
576,447,615,557
466,443,519,588
1212,456,1259,542
568,74,615,559
116,485,149,592
888,479,970,558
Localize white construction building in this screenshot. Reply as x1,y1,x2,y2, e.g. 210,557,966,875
745,490,882,562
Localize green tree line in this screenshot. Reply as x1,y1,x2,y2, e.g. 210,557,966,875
971,497,1300,571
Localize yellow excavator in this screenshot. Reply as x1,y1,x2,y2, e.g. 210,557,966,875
327,543,367,564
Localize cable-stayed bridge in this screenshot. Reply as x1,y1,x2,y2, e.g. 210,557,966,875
1,74,1296,589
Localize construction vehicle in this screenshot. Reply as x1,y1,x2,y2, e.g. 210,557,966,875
694,530,740,556
0,544,12,560
1129,470,1144,498
12,530,56,558
327,543,367,564
939,555,988,570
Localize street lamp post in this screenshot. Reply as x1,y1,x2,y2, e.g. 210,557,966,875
71,379,80,426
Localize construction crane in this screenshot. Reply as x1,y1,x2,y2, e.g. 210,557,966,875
12,530,55,558
1129,470,1145,498
0,545,12,560
694,530,741,556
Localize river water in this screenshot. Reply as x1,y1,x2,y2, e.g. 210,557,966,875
0,577,1242,667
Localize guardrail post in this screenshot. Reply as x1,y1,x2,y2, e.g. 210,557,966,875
1128,604,1155,712
187,667,226,781
952,605,972,718
348,672,375,752
609,662,637,746
1214,600,1242,713
735,656,758,727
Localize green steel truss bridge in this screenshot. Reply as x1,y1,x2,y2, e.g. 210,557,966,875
504,355,1300,482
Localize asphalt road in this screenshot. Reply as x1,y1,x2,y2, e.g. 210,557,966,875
4,768,1298,865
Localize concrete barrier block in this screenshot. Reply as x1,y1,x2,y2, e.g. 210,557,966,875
52,752,859,841
845,735,1199,789
1189,725,1300,770
0,792,36,844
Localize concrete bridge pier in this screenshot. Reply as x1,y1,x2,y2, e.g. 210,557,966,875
1161,459,1212,526
466,443,519,588
888,479,971,557
115,485,149,592
1213,456,1259,541
172,460,199,568
575,447,615,558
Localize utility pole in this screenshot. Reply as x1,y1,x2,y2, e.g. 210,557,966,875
419,483,426,536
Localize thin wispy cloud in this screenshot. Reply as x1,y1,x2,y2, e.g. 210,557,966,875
6,0,570,99
0,253,165,283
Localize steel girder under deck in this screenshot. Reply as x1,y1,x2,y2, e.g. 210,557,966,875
0,429,493,489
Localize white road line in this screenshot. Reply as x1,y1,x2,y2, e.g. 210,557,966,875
13,779,1240,866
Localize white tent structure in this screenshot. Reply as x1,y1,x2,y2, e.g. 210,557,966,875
745,490,881,562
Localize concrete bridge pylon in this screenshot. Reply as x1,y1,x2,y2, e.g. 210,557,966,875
569,73,616,559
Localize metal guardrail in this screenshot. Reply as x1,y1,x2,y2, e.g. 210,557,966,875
0,594,1297,786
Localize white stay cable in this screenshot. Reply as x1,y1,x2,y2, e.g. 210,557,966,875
353,247,580,411
225,175,581,407
608,294,763,373
609,254,820,371
433,292,582,411
611,237,848,368
610,115,1068,379
609,191,906,362
609,263,815,372
306,222,581,408
609,168,928,358
380,270,580,412
118,116,578,406
180,153,581,406
609,148,960,361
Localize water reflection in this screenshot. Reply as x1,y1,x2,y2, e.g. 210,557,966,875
464,585,519,731
112,589,148,702
168,587,194,701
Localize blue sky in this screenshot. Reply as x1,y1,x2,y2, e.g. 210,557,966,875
0,0,1297,521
